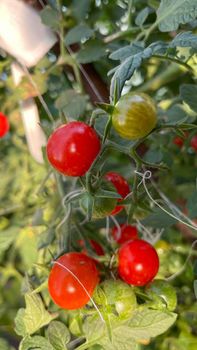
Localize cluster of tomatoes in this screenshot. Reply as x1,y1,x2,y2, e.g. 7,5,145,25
47,93,160,310
0,112,9,138
173,132,197,152
48,233,159,310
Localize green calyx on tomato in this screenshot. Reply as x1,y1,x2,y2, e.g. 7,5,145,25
80,180,118,219
93,279,137,319
81,193,117,219
146,279,177,311
112,92,157,140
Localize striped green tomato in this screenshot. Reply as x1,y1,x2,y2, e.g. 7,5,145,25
112,92,157,140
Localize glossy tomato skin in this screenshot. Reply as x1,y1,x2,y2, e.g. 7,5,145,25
46,122,101,176
112,224,138,245
191,135,197,152
48,252,99,310
118,239,159,286
105,172,130,215
0,112,9,138
112,93,157,140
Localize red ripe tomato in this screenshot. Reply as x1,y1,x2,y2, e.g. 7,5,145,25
48,252,99,310
0,112,9,138
173,136,184,148
118,239,159,286
46,122,101,176
105,172,130,215
191,135,197,152
112,224,138,245
78,239,104,256
173,132,189,148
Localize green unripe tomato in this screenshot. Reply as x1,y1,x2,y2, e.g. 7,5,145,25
112,92,157,140
80,193,117,219
146,279,177,311
80,181,118,219
94,279,137,319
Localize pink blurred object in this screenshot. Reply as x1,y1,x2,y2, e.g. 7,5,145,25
0,0,56,67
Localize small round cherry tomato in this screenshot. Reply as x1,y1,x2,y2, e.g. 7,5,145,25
46,122,101,176
0,112,9,138
94,279,137,319
112,93,157,140
173,136,184,148
118,239,159,286
191,135,197,152
173,131,189,148
112,224,138,244
105,172,130,215
48,252,99,310
79,239,104,256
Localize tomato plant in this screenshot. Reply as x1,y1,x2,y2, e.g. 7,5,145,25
0,1,197,349
118,239,159,286
47,122,101,176
48,252,99,309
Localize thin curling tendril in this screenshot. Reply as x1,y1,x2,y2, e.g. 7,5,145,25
135,170,197,232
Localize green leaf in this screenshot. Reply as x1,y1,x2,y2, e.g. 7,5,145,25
109,41,168,98
0,338,15,350
15,293,56,336
71,0,91,21
47,321,70,350
100,332,139,350
77,41,106,64
187,190,197,219
127,309,177,339
180,84,197,113
141,207,177,228
83,314,106,344
135,7,150,27
40,6,60,30
165,105,188,125
65,24,94,46
0,227,17,257
96,189,122,199
156,0,197,32
170,32,197,50
55,90,87,119
16,227,39,269
144,149,163,164
19,336,54,350
109,43,144,62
